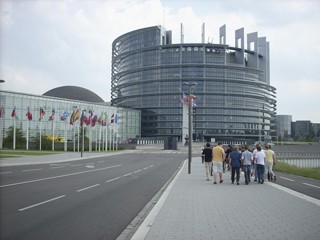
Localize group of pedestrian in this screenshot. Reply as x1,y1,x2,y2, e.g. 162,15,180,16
201,142,277,185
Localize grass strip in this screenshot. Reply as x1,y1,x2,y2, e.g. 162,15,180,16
275,161,320,180
0,151,58,156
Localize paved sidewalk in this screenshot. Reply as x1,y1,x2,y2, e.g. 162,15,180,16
132,157,320,240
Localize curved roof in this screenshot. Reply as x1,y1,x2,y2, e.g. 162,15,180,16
43,86,105,103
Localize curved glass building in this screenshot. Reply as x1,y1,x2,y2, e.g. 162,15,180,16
111,25,277,143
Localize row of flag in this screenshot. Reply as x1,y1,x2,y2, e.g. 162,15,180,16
1,106,118,126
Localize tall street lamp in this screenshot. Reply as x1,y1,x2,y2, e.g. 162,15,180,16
183,82,197,174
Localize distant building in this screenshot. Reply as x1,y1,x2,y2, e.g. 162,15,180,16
111,25,277,143
312,123,320,137
0,88,141,150
276,115,292,140
292,120,312,138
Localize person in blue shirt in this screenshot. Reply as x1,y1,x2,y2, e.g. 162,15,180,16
229,146,242,185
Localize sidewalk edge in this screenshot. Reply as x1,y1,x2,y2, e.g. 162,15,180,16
116,159,186,240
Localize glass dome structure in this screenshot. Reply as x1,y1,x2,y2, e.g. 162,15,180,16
111,25,276,143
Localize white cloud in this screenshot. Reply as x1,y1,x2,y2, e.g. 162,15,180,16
1,0,320,122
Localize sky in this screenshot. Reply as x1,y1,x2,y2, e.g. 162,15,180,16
1,0,319,123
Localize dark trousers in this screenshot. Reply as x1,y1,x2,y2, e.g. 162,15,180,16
231,167,240,183
257,164,265,182
243,165,251,184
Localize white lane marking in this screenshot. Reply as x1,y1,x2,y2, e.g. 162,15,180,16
50,163,70,166
70,164,82,167
280,177,295,182
21,168,43,172
77,184,100,192
50,166,65,169
85,165,95,168
123,173,132,177
143,167,148,170
106,177,120,183
134,170,142,173
303,183,320,189
0,165,122,188
149,165,154,168
268,182,320,207
0,172,12,175
18,195,66,212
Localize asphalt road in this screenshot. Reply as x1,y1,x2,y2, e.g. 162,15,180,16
273,171,320,200
0,150,186,240
1,144,319,239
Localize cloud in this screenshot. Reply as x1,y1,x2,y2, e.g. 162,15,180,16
1,0,320,122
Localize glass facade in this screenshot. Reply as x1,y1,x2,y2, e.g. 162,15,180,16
276,115,292,140
0,91,140,150
111,25,277,143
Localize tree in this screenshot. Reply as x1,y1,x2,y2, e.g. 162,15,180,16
3,126,26,149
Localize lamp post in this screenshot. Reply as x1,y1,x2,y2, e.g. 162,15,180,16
80,110,86,158
183,82,197,174
0,80,4,150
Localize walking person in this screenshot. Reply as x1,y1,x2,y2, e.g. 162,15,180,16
229,146,242,185
212,142,225,184
224,145,232,172
264,145,277,181
255,146,266,184
252,143,260,182
202,142,213,181
241,145,253,185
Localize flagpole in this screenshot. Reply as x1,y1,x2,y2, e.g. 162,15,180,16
39,121,42,151
95,127,97,151
0,117,3,150
26,120,29,150
105,125,108,151
64,121,67,151
77,125,80,152
98,125,101,151
112,124,115,151
13,116,16,150
52,119,54,151
73,126,76,152
89,127,91,152
109,124,112,151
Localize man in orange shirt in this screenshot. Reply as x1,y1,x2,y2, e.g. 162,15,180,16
212,142,225,184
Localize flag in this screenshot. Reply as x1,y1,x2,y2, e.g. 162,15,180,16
70,109,80,125
80,110,86,127
98,112,103,125
91,114,98,127
26,107,32,121
0,106,4,118
110,113,114,124
60,111,69,121
39,107,45,121
11,107,18,120
115,114,118,124
11,107,16,118
48,107,55,121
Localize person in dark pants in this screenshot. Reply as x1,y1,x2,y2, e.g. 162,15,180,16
255,146,266,184
241,145,253,185
202,142,213,181
229,146,242,185
224,145,232,172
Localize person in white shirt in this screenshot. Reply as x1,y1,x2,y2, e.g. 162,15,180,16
255,146,266,184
